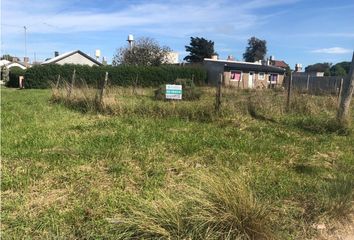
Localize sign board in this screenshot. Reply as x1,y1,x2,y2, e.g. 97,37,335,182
166,84,182,100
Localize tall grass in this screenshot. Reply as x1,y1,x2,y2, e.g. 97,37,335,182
110,170,274,240
51,83,342,125
3,87,354,239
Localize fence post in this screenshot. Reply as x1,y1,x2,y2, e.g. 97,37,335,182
215,73,222,113
337,52,354,126
98,72,109,105
68,69,76,98
306,74,310,92
337,78,343,100
55,74,61,89
132,73,138,95
286,72,293,111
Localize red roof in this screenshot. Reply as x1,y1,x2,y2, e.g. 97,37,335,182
271,60,288,68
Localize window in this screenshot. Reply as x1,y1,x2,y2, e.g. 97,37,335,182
268,74,278,83
258,72,265,80
230,71,242,81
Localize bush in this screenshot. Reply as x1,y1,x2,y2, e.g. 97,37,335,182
7,67,25,88
25,64,207,89
110,170,273,239
154,79,202,101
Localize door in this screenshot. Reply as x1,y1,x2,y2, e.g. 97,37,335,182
248,72,254,88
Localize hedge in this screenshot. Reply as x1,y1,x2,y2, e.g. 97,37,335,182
7,67,25,88
24,64,207,89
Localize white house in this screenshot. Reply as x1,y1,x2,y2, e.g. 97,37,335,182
41,50,102,66
164,52,179,64
0,59,27,70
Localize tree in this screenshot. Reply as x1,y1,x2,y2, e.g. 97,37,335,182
330,65,347,76
243,37,267,62
330,62,350,76
112,37,171,66
184,37,216,63
285,65,292,77
305,62,332,73
1,54,17,61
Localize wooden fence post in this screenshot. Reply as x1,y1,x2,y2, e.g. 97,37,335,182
306,74,310,92
68,69,76,98
55,74,61,89
286,72,293,111
337,52,354,126
132,73,138,95
98,72,109,105
215,73,222,113
337,78,343,100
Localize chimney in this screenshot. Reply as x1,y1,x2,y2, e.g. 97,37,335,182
295,63,302,72
54,51,59,57
24,57,29,67
270,55,275,61
227,55,235,61
211,54,218,60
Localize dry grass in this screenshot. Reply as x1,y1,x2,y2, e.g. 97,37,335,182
51,84,343,126
3,87,353,239
109,170,274,240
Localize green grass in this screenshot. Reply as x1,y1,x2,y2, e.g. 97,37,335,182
1,87,354,239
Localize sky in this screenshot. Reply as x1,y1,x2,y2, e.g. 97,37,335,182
1,0,354,68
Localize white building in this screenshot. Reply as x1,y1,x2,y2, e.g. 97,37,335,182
164,52,179,64
0,59,27,70
41,50,102,66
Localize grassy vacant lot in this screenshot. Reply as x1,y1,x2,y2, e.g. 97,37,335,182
1,87,354,239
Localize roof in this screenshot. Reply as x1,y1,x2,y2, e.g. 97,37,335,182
7,62,27,69
0,59,28,69
0,59,11,67
41,50,102,66
271,60,288,68
204,58,285,74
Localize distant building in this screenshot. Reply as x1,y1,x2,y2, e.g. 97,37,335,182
204,57,285,88
164,52,179,64
0,59,28,70
41,50,102,66
293,63,324,77
270,60,289,69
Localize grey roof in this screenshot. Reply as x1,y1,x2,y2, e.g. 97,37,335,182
204,59,285,74
41,50,102,66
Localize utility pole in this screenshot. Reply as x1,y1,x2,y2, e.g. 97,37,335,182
24,26,27,59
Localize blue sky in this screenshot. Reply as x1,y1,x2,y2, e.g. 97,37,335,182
1,0,353,68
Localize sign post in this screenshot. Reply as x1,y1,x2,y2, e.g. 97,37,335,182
166,84,182,100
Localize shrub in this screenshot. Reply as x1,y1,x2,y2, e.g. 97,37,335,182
154,79,202,101
109,170,273,239
7,67,25,88
25,64,207,89
1,66,9,84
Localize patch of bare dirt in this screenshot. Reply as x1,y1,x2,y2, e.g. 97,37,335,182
314,213,354,240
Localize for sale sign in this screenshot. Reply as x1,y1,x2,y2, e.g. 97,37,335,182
166,84,182,100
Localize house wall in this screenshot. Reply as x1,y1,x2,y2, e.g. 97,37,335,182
224,70,284,89
56,53,99,66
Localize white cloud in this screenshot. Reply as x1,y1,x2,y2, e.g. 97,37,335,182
311,47,352,54
0,0,299,60
2,0,296,36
